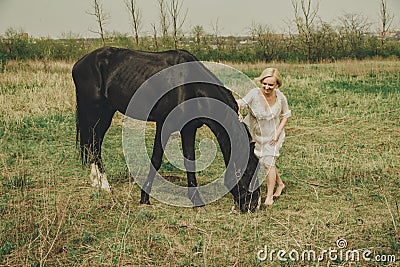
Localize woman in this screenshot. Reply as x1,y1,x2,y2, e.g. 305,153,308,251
237,68,291,206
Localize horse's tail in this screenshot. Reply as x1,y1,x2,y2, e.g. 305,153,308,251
73,69,87,165
72,56,94,165
75,102,80,152
75,97,87,164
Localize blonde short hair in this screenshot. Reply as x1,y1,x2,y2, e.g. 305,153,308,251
254,68,283,88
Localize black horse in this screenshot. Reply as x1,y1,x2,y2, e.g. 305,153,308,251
72,46,260,212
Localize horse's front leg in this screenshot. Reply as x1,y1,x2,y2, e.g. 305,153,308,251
140,123,165,205
181,123,205,207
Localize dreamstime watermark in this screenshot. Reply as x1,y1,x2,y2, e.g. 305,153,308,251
257,238,396,264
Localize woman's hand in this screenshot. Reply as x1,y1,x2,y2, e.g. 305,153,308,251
238,113,244,122
269,135,279,146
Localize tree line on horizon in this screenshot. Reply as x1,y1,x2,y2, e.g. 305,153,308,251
1,0,399,70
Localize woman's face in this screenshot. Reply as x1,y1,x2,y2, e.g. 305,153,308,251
261,76,277,95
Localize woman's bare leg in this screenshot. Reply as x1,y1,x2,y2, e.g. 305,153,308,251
273,170,285,197
264,166,276,206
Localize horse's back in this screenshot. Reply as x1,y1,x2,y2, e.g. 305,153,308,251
72,47,237,120
74,47,199,114
73,46,197,85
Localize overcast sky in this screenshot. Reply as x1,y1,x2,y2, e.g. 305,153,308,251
1,0,399,38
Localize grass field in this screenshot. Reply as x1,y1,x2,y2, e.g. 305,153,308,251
0,59,399,266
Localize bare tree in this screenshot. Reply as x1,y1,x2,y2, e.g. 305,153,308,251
249,22,280,62
151,22,159,50
313,21,338,61
379,0,394,48
125,0,142,47
158,0,169,46
338,13,371,57
192,25,205,46
291,0,320,62
87,0,109,46
168,0,188,49
211,17,223,50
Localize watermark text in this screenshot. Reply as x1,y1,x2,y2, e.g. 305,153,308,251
257,239,396,264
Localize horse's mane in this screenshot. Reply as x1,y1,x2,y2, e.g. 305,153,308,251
175,49,239,113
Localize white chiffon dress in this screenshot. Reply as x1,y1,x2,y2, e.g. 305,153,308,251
237,88,291,167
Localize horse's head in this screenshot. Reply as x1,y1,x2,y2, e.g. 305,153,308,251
222,122,260,213
229,141,260,213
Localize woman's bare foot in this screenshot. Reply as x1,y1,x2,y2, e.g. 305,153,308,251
264,196,274,206
273,183,285,197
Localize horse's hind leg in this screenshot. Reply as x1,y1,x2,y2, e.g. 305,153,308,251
91,107,116,192
181,122,205,207
78,99,115,191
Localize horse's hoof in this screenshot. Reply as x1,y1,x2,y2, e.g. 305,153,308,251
188,192,205,207
139,200,151,205
193,205,207,213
